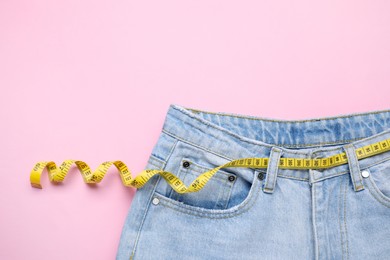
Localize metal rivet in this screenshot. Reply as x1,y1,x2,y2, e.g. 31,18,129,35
152,197,160,205
258,172,265,180
361,170,370,178
228,175,236,182
182,161,190,168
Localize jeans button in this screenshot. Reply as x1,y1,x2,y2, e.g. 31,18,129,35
258,172,265,180
152,197,160,205
228,175,236,182
361,170,370,178
182,161,190,168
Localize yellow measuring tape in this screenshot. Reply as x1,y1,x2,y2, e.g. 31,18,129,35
30,138,390,193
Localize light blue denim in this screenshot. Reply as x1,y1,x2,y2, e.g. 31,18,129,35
116,104,390,260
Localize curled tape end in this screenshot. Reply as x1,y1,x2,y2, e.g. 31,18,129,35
31,182,42,189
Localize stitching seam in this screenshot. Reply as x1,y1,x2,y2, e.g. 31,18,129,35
338,176,345,260
130,166,164,259
130,140,178,259
344,176,349,260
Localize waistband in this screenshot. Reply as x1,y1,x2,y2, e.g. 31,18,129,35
160,104,390,184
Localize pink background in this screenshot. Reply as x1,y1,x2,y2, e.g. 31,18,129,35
1,0,390,259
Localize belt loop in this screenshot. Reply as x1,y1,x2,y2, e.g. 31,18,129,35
263,147,283,194
343,144,364,192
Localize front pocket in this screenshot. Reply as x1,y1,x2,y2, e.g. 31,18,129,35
362,157,390,208
153,167,263,218
151,139,265,218
166,157,236,210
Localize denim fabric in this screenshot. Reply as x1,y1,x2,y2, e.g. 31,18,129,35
116,104,390,260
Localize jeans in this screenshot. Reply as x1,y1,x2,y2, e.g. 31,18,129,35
116,104,390,260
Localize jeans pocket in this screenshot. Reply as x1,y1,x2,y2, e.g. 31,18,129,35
166,157,237,210
362,157,390,208
152,139,264,218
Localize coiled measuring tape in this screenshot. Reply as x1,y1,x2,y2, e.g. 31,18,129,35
30,138,390,193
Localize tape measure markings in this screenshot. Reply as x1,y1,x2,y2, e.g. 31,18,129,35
30,138,390,193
